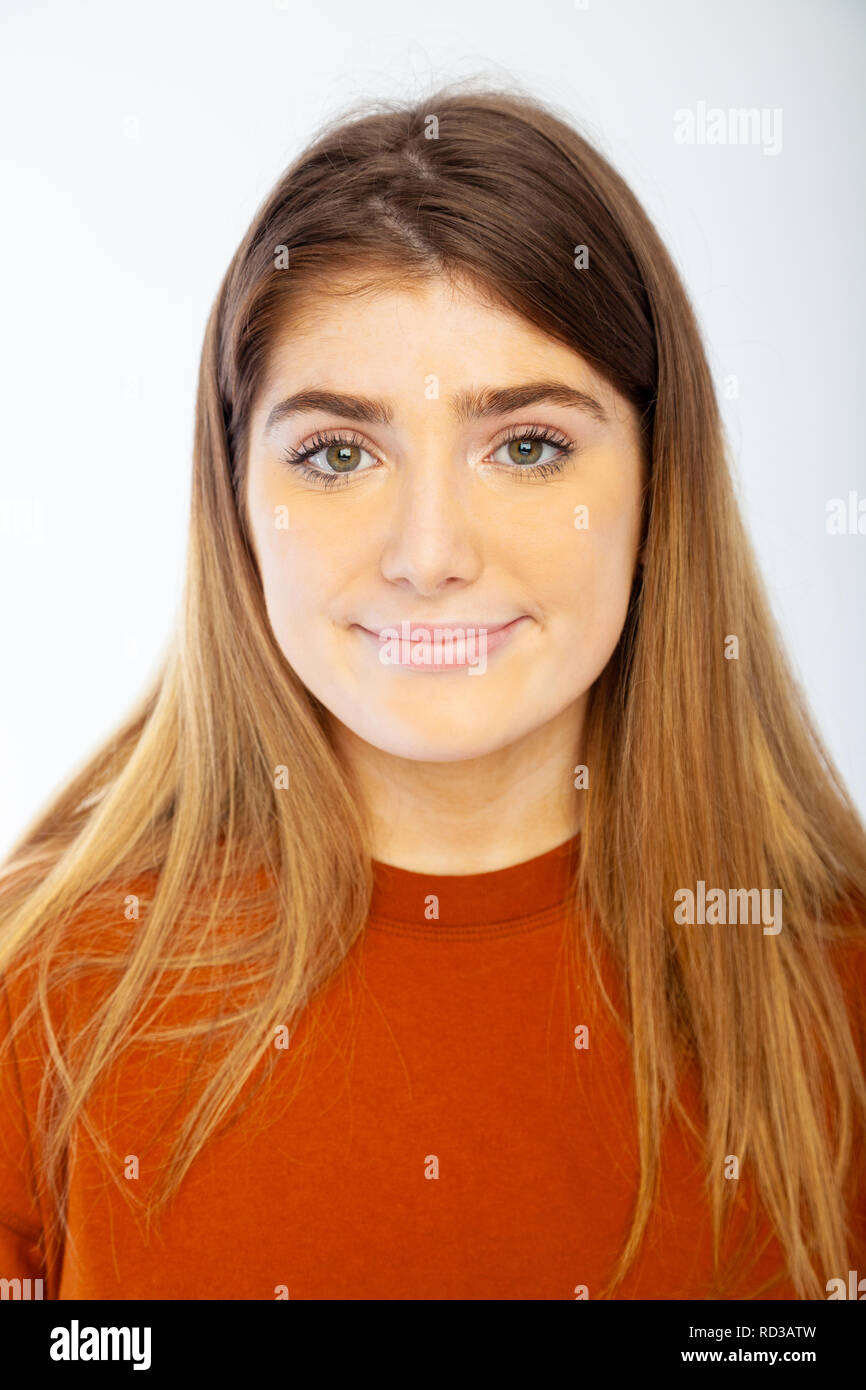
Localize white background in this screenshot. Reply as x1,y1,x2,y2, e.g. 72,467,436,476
1,0,864,852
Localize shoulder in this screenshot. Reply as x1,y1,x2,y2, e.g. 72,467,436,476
824,889,866,990
818,891,866,1075
0,868,162,1035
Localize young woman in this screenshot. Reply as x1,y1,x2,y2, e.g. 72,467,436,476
1,84,865,1302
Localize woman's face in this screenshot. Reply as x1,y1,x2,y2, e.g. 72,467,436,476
245,274,645,762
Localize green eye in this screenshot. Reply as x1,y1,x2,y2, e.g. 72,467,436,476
280,431,377,488
323,444,364,472
279,424,576,489
489,426,575,478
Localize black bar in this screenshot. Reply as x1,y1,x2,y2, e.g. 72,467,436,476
1,1297,861,1375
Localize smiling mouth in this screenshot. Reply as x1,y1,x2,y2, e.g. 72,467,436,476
351,617,530,671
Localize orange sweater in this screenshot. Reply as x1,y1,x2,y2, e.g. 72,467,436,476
1,835,863,1300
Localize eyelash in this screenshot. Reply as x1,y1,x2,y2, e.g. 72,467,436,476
279,424,576,489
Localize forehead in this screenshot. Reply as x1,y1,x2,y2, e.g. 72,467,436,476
256,270,616,409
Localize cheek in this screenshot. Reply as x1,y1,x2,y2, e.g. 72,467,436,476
536,472,641,657
253,504,348,649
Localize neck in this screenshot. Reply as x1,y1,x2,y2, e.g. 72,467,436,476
328,698,586,874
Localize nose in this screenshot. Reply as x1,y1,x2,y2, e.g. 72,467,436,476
378,449,483,595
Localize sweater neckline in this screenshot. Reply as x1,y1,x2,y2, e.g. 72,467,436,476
367,832,581,932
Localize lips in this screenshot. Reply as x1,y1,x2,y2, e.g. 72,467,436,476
352,616,529,671
366,620,520,639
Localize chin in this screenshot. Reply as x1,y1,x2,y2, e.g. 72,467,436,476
345,715,528,763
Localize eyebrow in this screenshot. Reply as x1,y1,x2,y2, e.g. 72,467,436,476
263,380,610,435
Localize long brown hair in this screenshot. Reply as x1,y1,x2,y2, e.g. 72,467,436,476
2,79,865,1299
